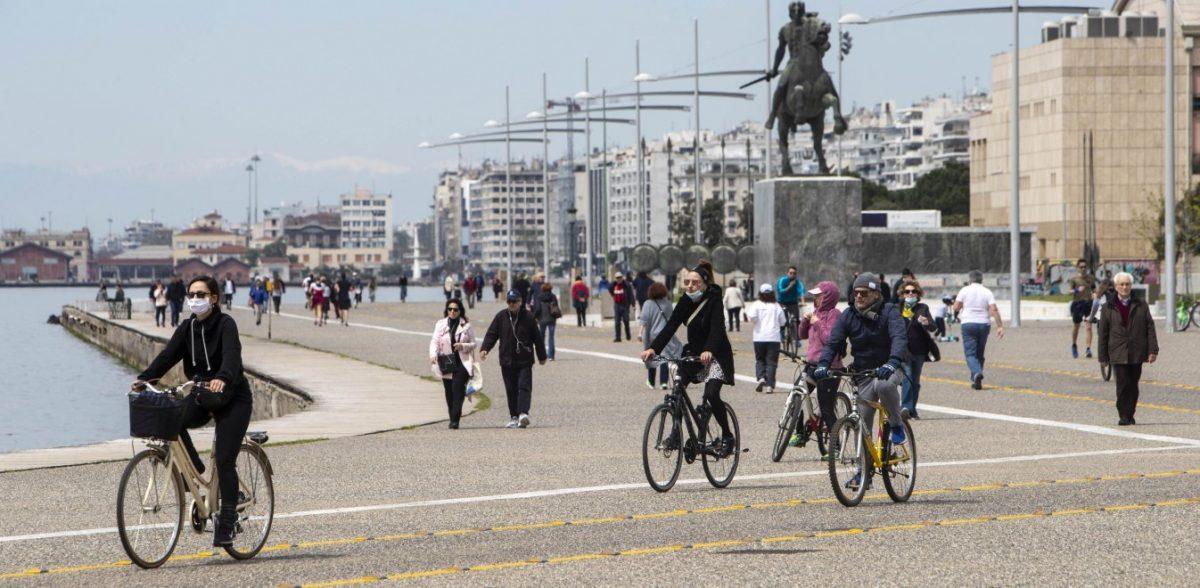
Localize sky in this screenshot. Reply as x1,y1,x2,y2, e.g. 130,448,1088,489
0,0,1103,236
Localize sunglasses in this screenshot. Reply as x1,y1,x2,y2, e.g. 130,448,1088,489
447,307,461,312
902,289,918,294
853,290,873,298
186,291,212,299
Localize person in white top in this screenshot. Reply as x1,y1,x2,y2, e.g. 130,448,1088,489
952,270,1005,389
744,284,788,393
723,279,746,332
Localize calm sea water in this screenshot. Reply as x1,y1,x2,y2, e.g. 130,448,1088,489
0,284,448,454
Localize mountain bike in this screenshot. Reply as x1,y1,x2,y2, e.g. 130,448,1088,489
118,381,275,569
642,356,743,492
1176,296,1199,332
770,350,852,462
825,368,917,507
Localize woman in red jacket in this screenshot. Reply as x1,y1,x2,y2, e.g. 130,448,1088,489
571,275,590,327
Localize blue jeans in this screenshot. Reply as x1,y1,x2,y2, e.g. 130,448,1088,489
901,356,925,414
539,322,556,360
961,323,991,379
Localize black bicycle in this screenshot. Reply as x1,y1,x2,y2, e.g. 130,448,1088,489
642,356,743,492
771,350,853,462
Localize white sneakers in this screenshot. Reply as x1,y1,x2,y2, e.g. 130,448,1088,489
518,413,530,428
505,418,519,429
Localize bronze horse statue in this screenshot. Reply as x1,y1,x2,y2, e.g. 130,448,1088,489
765,2,847,176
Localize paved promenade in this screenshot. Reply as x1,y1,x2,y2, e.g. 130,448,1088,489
1,299,1198,585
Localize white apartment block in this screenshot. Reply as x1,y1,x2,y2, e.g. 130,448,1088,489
467,162,548,273
339,188,393,254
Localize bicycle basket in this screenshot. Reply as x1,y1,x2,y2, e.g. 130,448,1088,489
128,391,186,440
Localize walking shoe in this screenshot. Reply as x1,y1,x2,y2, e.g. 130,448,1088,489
1118,419,1131,426
506,418,520,429
788,432,803,447
765,387,774,394
646,379,655,390
1131,417,1136,425
755,379,766,392
845,471,872,491
1085,347,1093,359
972,373,983,390
1071,344,1078,359
448,421,459,429
889,425,907,445
613,338,621,343
518,413,530,428
661,383,668,390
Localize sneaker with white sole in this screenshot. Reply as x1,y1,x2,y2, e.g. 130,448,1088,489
518,414,530,428
505,418,519,429
755,379,766,392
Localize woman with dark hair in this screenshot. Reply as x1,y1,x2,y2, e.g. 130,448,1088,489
336,272,353,326
640,281,681,389
429,298,476,429
641,264,736,453
530,282,561,361
132,275,252,547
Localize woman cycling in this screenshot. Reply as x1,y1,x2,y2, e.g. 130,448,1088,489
132,275,251,547
640,263,735,453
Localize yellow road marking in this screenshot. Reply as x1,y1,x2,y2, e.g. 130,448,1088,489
923,376,1200,415
941,359,1200,392
10,469,1199,580
467,560,537,572
620,545,685,556
301,575,382,588
938,516,993,526
692,539,751,550
870,523,932,532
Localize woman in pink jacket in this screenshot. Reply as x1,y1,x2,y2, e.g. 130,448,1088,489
796,280,844,445
429,298,477,429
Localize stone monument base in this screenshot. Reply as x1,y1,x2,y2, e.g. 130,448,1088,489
754,177,862,296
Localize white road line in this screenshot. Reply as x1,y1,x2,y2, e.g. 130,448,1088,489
264,309,1200,447
2,443,1193,545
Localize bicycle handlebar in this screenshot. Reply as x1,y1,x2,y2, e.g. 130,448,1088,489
132,380,201,396
657,355,705,364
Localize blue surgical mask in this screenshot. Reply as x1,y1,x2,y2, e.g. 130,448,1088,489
686,289,703,301
904,296,918,306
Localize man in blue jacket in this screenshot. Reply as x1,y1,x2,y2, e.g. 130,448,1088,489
814,273,908,490
776,266,804,325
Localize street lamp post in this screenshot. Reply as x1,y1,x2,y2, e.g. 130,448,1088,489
636,40,646,244
1166,0,1177,332
694,18,702,245
506,86,513,287
542,73,551,280
245,164,254,231
251,154,261,226
579,58,595,290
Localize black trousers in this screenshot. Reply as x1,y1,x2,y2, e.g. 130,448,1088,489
155,305,166,326
727,307,741,331
575,305,586,326
169,300,183,326
1113,363,1144,421
703,379,732,438
272,295,281,314
442,367,469,424
934,317,946,338
613,306,631,340
501,364,533,417
178,393,252,510
811,366,840,431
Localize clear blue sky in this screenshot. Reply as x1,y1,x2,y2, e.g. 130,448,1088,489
0,0,1101,235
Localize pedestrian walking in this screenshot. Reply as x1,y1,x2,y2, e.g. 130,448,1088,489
723,279,745,332
632,272,654,312
952,270,1005,389
932,294,950,339
310,277,325,325
897,278,937,419
152,280,168,327
480,289,547,429
492,276,503,300
747,284,787,394
513,273,532,307
368,276,377,303
302,273,314,309
113,284,126,302
399,274,409,303
166,275,185,327
270,274,285,314
222,274,236,308
571,275,590,327
352,273,363,308
1067,259,1097,359
336,272,353,326
429,298,476,429
248,279,268,325
530,282,561,360
597,275,610,297
443,274,455,301
639,282,681,390
1098,272,1158,426
463,273,477,309
95,283,110,302
611,272,632,342
797,280,843,444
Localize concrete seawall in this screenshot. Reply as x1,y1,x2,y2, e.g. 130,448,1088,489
60,306,311,420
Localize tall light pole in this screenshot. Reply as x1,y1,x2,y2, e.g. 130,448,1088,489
580,57,594,289
1165,0,1177,332
1009,0,1021,327
251,154,262,226
506,86,513,287
694,18,702,245
542,73,551,279
245,164,254,230
635,40,646,244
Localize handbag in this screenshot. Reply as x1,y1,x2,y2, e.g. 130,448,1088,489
436,353,457,374
549,298,563,319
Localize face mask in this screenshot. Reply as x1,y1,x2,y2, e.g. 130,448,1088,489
904,296,918,305
187,297,212,315
686,289,703,301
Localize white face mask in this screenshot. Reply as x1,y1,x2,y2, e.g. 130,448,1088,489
686,289,704,301
904,296,918,305
187,297,212,315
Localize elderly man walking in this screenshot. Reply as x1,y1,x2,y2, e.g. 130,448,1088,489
1098,272,1158,426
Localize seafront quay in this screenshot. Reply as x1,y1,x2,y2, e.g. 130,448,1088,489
1,299,1199,585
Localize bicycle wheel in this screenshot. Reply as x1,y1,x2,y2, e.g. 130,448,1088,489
1176,304,1192,332
642,403,683,492
224,444,275,559
828,416,868,507
1191,303,1200,330
817,390,855,457
882,419,917,503
117,448,183,569
771,394,801,462
701,402,741,488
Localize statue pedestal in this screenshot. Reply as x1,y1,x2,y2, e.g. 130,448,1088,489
754,177,862,295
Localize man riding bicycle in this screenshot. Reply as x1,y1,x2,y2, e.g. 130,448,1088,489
776,266,804,327
814,273,908,490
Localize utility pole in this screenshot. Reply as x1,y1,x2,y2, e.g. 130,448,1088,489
1008,0,1022,327
1166,0,1177,331
693,19,702,245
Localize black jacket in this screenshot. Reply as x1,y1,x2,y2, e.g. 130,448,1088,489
166,281,186,304
531,291,560,325
901,302,937,358
481,307,547,368
1098,293,1159,365
138,308,251,400
820,301,907,371
650,284,734,384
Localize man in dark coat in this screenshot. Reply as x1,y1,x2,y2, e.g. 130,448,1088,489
1098,272,1158,426
481,289,547,429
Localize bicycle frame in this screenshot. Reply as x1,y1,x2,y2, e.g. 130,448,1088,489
665,361,708,446
840,376,907,471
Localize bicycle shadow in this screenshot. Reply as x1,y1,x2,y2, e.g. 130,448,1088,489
715,547,824,556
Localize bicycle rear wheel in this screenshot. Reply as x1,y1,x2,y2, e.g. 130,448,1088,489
1176,304,1193,332
117,448,183,569
701,402,741,488
224,443,275,559
1191,303,1200,330
882,419,917,503
771,395,801,462
828,416,868,507
642,403,683,492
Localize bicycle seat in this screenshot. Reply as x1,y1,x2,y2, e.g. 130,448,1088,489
246,431,269,444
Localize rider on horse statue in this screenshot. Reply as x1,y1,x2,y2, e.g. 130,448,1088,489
765,2,848,175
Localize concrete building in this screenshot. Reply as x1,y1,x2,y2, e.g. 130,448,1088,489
433,171,468,271
969,1,1189,261
0,243,73,282
467,161,548,274
171,212,247,265
339,188,393,266
1,228,93,281
95,245,175,283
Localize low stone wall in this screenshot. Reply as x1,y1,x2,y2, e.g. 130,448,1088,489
60,306,311,421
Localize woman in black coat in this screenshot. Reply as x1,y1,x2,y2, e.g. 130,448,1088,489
641,264,735,449
896,278,937,419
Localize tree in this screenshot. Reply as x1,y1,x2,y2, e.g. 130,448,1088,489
669,197,726,248
262,239,287,258
1136,185,1200,262
669,200,697,247
897,160,970,227
244,249,261,267
736,197,754,246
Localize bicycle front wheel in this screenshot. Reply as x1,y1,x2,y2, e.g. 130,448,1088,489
817,392,854,457
117,448,183,569
701,402,741,488
224,443,275,559
642,403,683,492
882,419,917,503
771,395,800,462
1176,304,1193,331
828,416,868,507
